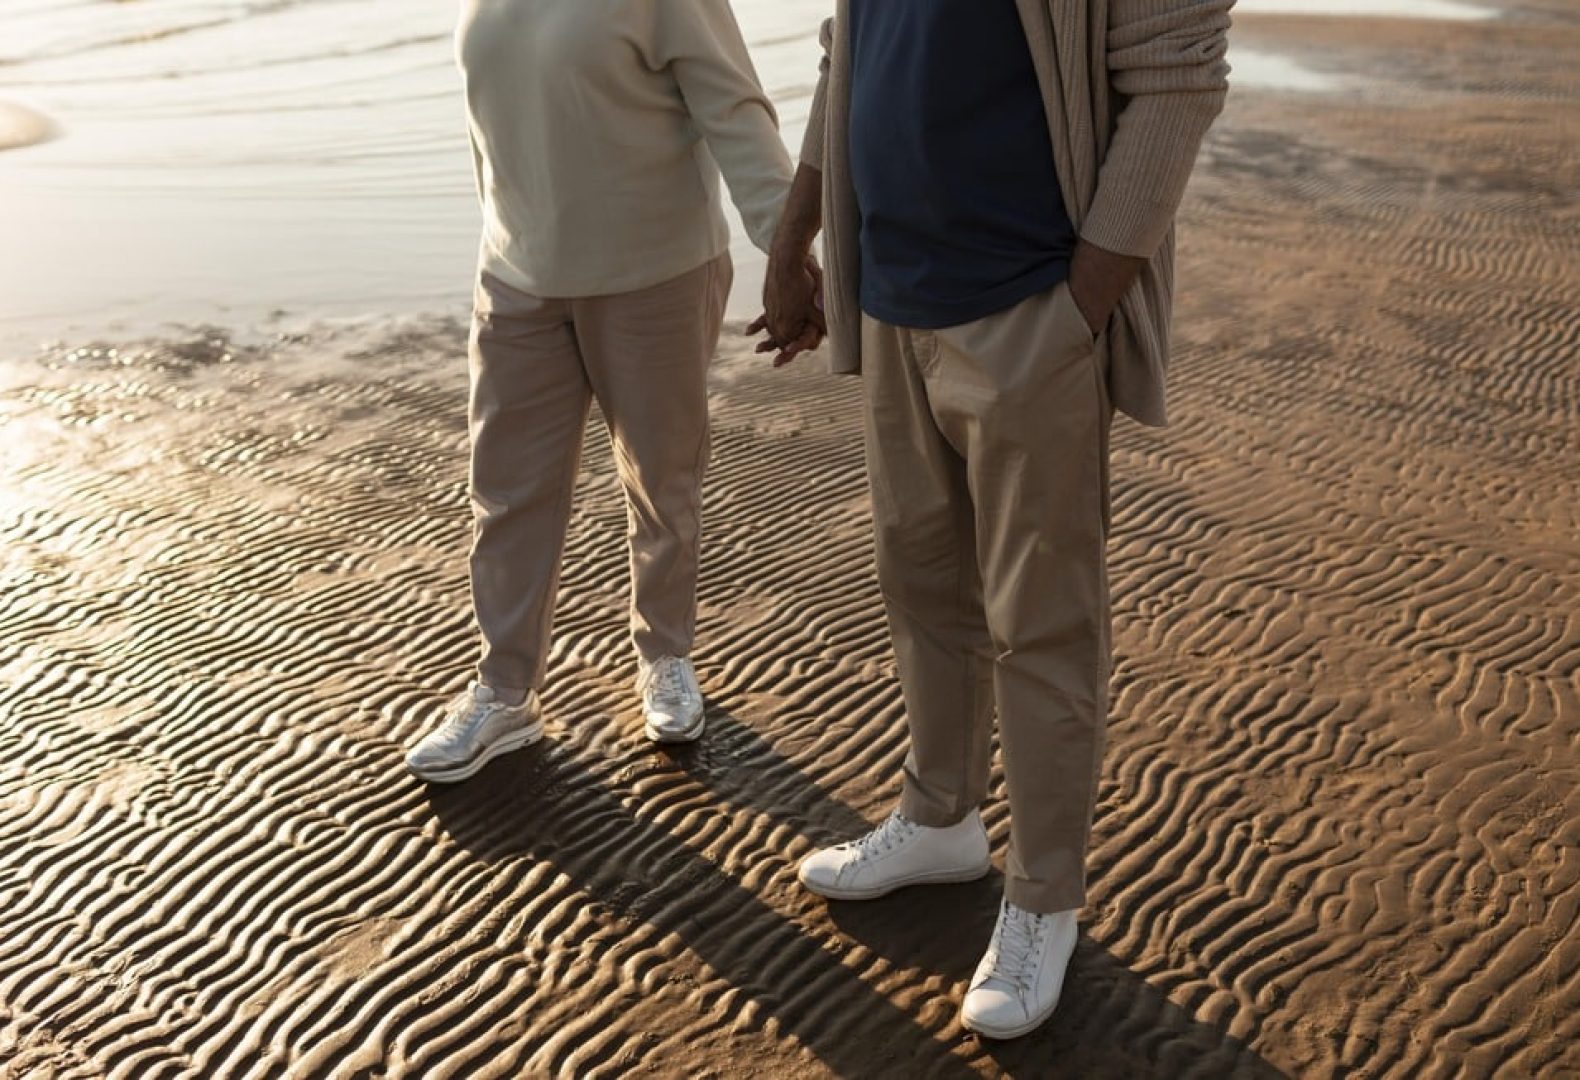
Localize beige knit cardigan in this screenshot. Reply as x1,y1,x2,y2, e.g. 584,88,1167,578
799,0,1233,427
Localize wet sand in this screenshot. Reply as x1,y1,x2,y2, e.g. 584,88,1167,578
0,0,830,348
0,102,54,153
3,3,1579,1078
0,0,1421,352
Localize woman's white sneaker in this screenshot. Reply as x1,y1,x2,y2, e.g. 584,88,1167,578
405,682,543,782
797,810,992,900
960,899,1079,1040
640,656,706,744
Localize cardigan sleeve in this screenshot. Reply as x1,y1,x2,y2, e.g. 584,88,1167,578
798,17,836,172
1081,0,1233,258
657,0,796,253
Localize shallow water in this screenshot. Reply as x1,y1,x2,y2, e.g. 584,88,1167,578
0,0,1446,353
0,0,832,350
1236,0,1495,18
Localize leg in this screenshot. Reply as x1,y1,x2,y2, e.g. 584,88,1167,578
929,281,1114,916
795,317,996,899
570,254,732,666
861,315,996,829
468,272,593,695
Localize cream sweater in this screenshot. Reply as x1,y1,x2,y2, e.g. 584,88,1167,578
457,0,793,298
802,0,1233,426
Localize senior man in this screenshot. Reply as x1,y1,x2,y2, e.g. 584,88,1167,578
756,0,1232,1039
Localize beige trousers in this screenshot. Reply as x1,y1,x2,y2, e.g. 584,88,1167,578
862,280,1113,914
468,254,732,694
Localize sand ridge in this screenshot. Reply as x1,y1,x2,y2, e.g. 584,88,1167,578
2,3,1579,1078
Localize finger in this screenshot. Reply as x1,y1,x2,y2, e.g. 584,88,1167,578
746,314,768,335
773,342,809,368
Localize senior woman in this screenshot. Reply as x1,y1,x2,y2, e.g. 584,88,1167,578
407,0,801,780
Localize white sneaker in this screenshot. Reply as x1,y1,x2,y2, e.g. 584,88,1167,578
639,656,706,744
960,898,1079,1040
405,682,543,782
797,810,992,900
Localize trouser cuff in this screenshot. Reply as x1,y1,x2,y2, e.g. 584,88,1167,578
477,662,533,699
1004,873,1086,916
899,784,976,830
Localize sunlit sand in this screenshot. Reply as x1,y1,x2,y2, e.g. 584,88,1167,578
1,3,1577,1073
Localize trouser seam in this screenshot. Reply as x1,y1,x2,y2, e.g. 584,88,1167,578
1078,343,1113,882
679,255,726,652
909,325,979,828
949,372,979,825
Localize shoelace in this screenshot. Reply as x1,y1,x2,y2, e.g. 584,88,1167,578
439,687,499,737
983,904,1047,992
644,659,691,700
847,812,919,863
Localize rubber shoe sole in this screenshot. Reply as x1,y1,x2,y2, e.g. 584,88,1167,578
961,923,1076,1040
644,707,706,745
406,721,545,783
961,995,1062,1041
797,858,992,901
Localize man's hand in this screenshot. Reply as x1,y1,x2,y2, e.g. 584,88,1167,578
1067,239,1148,338
749,162,826,367
750,252,826,367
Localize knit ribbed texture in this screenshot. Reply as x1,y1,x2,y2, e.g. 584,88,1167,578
803,0,1232,427
459,0,792,299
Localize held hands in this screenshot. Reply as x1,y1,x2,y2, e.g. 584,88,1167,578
748,252,827,368
744,237,1144,364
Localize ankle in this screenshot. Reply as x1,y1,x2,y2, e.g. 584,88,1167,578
897,805,981,831
482,682,530,707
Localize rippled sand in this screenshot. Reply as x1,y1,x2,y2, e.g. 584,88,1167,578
2,1,1579,1077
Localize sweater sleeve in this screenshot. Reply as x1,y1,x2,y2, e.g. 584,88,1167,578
1081,0,1234,258
656,0,796,254
799,17,836,172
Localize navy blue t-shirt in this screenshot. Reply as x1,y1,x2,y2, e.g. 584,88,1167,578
848,0,1076,329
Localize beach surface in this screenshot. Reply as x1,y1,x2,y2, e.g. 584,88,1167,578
0,0,1437,351
3,2,1579,1078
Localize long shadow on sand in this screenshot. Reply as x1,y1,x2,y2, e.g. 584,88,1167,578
658,698,877,839
828,887,1287,1079
426,732,1286,1079
430,740,978,1079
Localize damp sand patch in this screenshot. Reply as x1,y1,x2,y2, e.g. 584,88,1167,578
1232,50,1339,92
1235,0,1496,20
0,101,57,152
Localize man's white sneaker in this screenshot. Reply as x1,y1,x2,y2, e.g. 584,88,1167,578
960,899,1079,1040
797,810,992,900
640,656,705,744
405,682,543,783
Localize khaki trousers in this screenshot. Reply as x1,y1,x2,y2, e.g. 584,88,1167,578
862,280,1113,914
468,254,732,694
